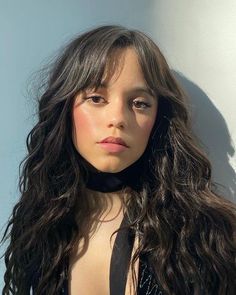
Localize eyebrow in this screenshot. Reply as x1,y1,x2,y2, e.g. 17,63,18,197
95,82,155,98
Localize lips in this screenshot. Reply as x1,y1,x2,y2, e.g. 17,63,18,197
100,136,128,147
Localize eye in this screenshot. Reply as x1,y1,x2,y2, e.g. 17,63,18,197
86,96,105,104
133,100,151,109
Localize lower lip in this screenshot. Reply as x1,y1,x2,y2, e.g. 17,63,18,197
98,142,128,153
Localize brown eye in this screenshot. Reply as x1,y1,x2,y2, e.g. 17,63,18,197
86,96,105,104
133,100,151,109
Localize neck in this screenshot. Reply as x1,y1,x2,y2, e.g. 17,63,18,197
85,188,130,222
80,150,150,193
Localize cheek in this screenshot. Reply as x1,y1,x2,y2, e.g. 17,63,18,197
144,120,155,132
139,116,156,139
72,109,97,146
137,100,158,136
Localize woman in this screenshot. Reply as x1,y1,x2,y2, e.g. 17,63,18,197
1,25,236,295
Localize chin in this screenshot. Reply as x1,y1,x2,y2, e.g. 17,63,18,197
96,166,123,173
95,162,130,173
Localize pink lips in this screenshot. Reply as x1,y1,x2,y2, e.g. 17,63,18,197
98,136,129,153
100,136,128,147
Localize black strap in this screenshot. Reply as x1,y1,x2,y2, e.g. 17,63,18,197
109,213,136,295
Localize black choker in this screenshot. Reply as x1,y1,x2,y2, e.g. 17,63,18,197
79,151,152,193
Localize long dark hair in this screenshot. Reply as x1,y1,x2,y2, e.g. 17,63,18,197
1,25,236,295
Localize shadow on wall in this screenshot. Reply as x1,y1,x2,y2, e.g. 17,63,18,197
173,71,236,203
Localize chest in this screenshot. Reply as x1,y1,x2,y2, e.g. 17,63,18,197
68,215,139,295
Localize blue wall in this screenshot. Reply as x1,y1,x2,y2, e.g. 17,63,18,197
0,0,156,289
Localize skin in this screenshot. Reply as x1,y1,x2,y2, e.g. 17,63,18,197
72,47,158,175
69,48,158,294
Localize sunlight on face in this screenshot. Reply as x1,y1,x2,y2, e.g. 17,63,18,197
72,47,158,173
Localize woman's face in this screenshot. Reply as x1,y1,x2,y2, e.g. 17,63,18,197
72,47,158,173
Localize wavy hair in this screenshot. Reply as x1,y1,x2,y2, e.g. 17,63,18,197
1,25,236,295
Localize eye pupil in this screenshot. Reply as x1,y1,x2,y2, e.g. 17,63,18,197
133,100,149,109
134,101,141,107
92,96,101,103
87,96,103,103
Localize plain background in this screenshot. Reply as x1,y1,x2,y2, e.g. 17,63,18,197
1,0,236,289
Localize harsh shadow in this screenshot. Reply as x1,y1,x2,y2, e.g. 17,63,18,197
173,71,236,203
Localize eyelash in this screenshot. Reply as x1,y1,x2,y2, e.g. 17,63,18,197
85,96,152,109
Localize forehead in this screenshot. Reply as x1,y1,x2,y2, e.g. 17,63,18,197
89,48,153,94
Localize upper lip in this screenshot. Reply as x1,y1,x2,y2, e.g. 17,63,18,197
99,136,128,147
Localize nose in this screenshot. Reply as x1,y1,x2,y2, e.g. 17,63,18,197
107,99,129,129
